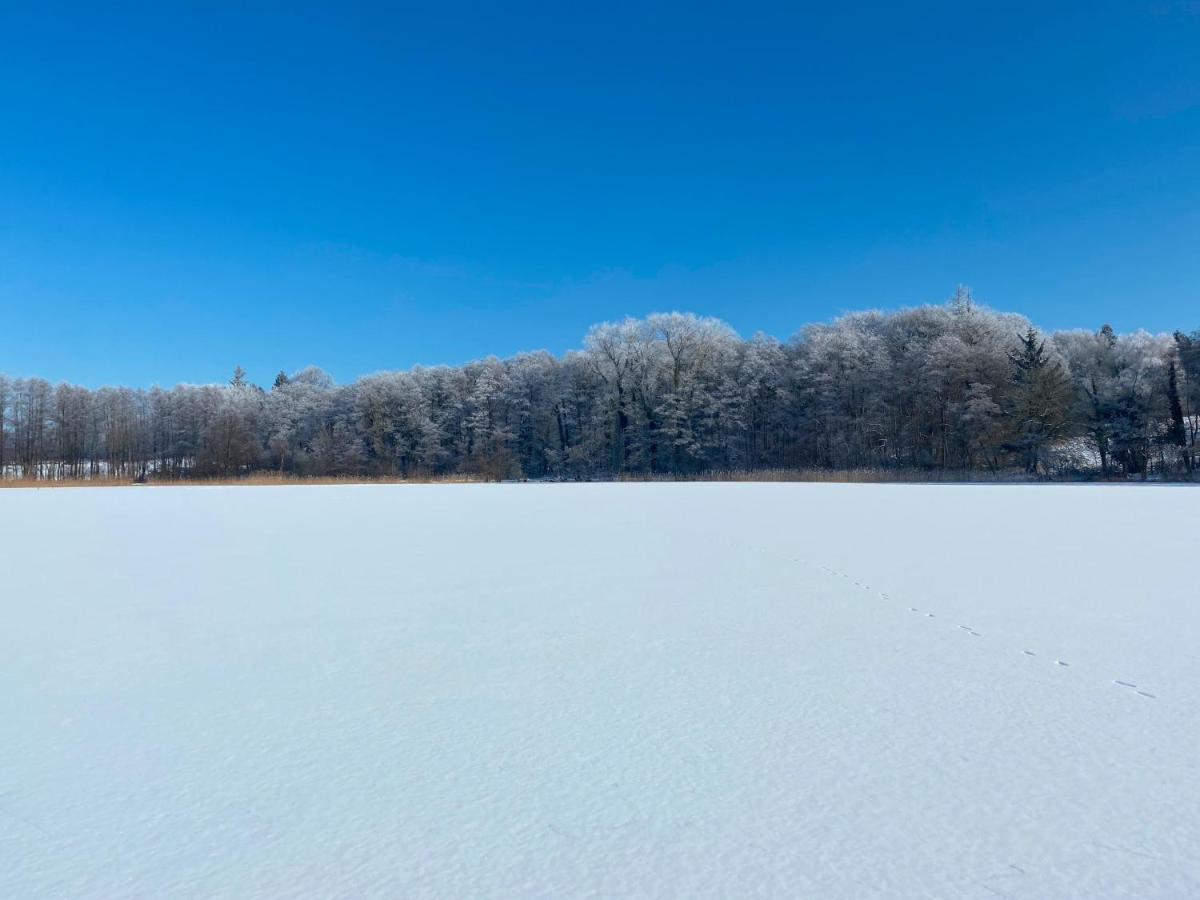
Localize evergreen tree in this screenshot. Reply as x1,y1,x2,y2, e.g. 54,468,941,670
1166,360,1190,472
1007,328,1071,474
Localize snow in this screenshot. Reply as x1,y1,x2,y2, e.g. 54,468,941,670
2,483,1197,898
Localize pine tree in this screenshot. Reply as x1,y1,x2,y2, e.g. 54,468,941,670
1176,332,1200,471
1007,328,1071,474
1166,360,1190,472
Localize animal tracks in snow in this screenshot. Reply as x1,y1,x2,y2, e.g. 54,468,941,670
1110,680,1156,699
803,557,1158,700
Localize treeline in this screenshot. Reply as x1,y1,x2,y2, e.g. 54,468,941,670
2,291,1198,482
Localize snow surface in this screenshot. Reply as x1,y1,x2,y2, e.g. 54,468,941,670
2,483,1198,898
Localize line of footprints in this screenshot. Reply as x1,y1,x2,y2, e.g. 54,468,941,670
804,559,1158,700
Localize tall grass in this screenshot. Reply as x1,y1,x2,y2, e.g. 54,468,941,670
0,472,485,489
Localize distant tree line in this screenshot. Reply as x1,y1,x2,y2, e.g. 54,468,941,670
2,290,1197,482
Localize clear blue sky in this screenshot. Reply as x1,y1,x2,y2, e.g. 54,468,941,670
2,2,1198,387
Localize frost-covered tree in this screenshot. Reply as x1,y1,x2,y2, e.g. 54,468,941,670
2,297,1195,482
1174,331,1200,469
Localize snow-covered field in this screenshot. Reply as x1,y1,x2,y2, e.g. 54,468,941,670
2,483,1197,898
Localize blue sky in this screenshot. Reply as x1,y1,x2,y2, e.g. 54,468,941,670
1,2,1198,387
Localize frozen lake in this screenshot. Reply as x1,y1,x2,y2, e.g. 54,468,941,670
2,483,1197,897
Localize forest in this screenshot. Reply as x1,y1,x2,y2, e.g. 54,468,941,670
2,291,1197,482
